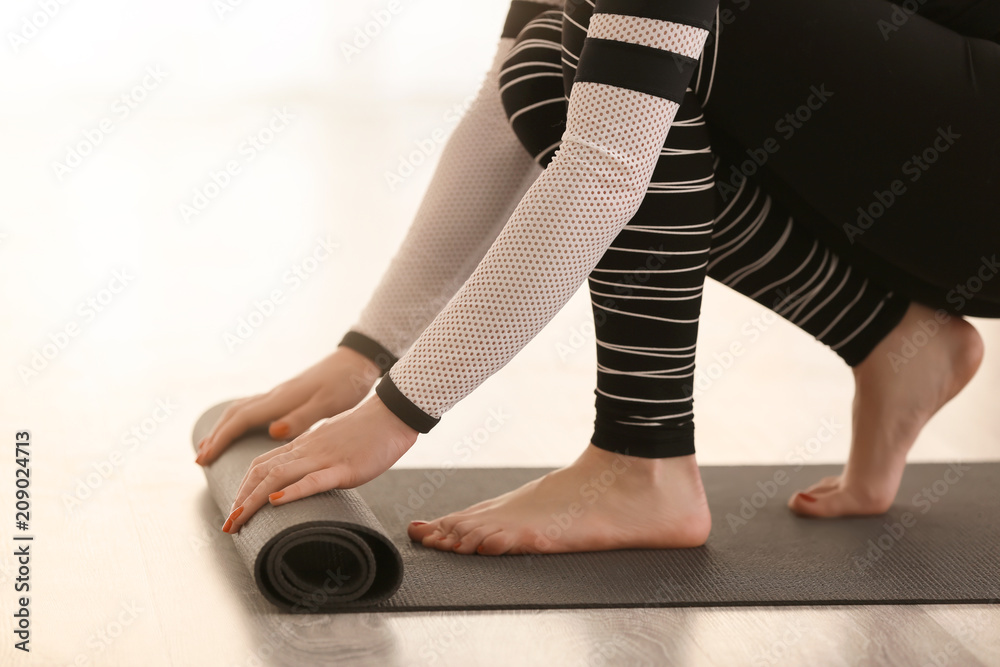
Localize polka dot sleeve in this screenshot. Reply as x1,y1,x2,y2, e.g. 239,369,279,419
377,0,716,432
338,2,564,371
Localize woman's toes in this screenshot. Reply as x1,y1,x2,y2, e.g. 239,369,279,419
440,519,479,552
813,476,841,490
406,520,437,541
789,488,852,518
789,492,824,517
434,532,461,550
477,531,513,556
452,525,501,555
419,528,446,548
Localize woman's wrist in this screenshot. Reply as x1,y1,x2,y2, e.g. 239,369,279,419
335,344,385,386
337,330,398,374
359,392,420,440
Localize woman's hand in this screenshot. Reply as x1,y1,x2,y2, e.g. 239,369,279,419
196,346,384,466
221,393,418,533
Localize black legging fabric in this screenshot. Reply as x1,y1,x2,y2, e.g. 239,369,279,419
699,0,1000,317
499,0,999,458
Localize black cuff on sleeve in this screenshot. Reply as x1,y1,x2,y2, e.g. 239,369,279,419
375,373,441,434
594,0,719,30
338,331,398,374
575,38,698,104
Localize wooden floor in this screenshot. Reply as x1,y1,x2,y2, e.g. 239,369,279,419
1,1,997,664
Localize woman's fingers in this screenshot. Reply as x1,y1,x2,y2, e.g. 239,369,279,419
269,398,332,442
219,394,420,535
197,398,257,464
198,392,299,465
223,456,316,533
224,463,344,534
229,444,296,511
268,468,347,506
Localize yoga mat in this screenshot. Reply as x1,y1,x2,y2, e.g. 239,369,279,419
193,403,403,612
194,403,1000,612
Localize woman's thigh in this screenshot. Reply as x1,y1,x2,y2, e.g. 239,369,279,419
699,0,1000,315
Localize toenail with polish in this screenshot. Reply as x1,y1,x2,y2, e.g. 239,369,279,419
477,545,484,554
269,491,284,502
799,492,817,502
437,535,448,541
410,521,428,526
453,543,461,549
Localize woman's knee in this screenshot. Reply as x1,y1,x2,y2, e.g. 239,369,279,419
499,9,567,166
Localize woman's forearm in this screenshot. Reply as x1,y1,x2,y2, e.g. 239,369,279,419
375,1,716,431
339,9,564,371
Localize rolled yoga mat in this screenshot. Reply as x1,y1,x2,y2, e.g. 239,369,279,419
195,403,1000,612
193,402,403,611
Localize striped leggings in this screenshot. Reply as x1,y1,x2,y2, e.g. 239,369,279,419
498,2,917,458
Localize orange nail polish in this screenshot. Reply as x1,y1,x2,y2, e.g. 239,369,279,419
437,535,447,541
477,545,484,554
269,422,290,439
799,492,817,502
269,491,285,502
411,521,427,526
453,543,462,549
224,505,244,531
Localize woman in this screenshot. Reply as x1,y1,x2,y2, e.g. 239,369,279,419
197,0,997,554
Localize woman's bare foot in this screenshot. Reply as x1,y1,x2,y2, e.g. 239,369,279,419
789,302,984,517
406,444,712,555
